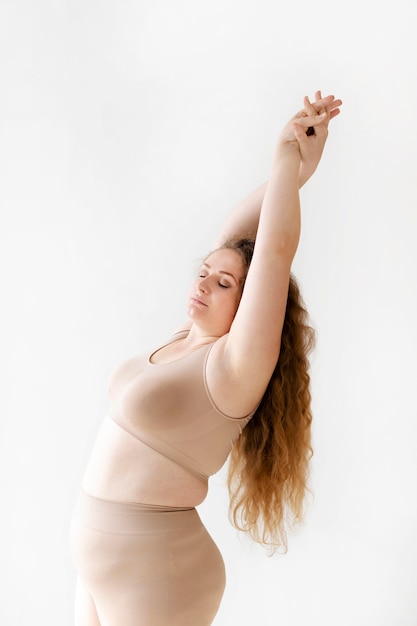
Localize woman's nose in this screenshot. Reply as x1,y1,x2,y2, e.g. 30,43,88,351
198,277,210,293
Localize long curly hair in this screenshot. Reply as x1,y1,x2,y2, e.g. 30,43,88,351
219,237,315,553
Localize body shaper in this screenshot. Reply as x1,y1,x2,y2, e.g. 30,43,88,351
71,331,254,625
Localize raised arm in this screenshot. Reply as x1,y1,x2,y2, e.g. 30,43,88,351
214,92,342,247
207,93,342,417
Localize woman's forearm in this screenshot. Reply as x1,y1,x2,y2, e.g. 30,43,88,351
214,163,313,247
214,181,268,245
255,146,301,258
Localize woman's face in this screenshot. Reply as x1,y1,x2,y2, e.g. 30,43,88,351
187,248,245,336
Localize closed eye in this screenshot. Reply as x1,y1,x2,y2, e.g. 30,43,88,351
198,273,229,288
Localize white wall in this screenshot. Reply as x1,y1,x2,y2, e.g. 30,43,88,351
1,1,417,624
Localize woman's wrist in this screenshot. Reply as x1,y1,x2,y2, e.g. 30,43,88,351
273,142,301,171
298,161,316,188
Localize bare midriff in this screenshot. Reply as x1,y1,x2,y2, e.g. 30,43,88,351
81,417,208,507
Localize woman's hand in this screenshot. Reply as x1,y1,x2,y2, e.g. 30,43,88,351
297,91,342,186
275,91,342,184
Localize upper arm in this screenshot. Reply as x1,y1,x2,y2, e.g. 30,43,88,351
213,181,268,248
206,250,291,417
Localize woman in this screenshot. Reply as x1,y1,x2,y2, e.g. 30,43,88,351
70,90,342,626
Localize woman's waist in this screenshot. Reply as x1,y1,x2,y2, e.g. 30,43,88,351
81,417,209,507
81,451,208,508
71,489,202,535
81,468,208,509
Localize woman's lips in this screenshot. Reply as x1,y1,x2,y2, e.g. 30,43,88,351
191,297,208,307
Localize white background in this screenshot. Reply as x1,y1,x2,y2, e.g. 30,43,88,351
1,1,417,624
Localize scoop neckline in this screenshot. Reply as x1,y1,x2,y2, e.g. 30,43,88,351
148,333,216,366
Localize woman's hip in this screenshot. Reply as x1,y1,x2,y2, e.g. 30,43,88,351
69,490,226,603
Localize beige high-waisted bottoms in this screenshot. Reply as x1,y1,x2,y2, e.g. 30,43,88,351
70,491,226,626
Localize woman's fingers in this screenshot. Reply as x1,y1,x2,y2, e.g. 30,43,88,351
298,95,330,118
298,93,342,129
299,96,324,135
312,93,343,118
328,105,342,120
310,93,342,111
303,95,319,117
293,122,308,140
296,110,327,128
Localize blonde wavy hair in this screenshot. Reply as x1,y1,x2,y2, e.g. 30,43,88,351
220,238,315,553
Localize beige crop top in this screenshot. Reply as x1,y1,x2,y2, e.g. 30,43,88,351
107,331,253,483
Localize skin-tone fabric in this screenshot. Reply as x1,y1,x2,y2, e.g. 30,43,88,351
72,331,251,624
108,330,253,480
70,491,226,626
